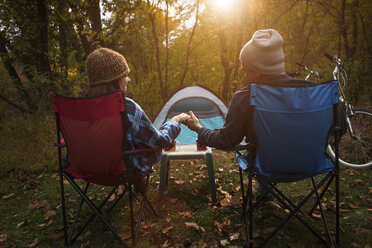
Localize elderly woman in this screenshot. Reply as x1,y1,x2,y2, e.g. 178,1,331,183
63,47,189,181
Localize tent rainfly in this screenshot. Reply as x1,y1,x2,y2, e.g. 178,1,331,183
153,85,228,144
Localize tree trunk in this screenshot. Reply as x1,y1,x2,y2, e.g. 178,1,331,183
340,0,350,59
218,29,231,102
179,0,199,86
232,0,247,87
69,2,94,57
59,23,69,77
37,0,51,75
165,0,169,95
87,0,103,46
0,36,35,113
350,0,359,57
147,0,165,100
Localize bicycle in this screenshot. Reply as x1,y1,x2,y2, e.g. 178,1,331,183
296,62,322,83
323,53,372,169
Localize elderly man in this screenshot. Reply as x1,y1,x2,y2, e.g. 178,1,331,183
186,29,319,201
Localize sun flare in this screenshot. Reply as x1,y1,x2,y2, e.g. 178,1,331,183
212,0,236,11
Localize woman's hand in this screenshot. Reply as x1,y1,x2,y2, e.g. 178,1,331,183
171,113,190,123
185,111,202,132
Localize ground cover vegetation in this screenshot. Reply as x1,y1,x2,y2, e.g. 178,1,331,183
1,0,372,247
0,151,371,247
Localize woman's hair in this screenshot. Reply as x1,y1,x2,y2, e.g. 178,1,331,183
80,77,125,98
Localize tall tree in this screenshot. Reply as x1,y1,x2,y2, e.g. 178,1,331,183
179,0,199,86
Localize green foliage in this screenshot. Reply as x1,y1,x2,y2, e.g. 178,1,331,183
0,113,57,176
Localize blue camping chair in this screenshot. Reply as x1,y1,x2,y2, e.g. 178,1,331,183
235,81,341,247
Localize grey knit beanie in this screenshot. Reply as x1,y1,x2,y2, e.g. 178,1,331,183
86,48,130,85
240,29,285,75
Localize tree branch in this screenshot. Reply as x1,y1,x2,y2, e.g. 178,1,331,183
271,1,297,27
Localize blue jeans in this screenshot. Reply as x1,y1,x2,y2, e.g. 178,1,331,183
62,153,69,169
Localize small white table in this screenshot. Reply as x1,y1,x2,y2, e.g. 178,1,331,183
159,144,217,204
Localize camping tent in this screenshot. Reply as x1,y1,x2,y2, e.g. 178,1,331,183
153,85,228,144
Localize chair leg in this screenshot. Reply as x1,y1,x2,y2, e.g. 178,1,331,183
68,182,90,243
108,184,130,213
159,155,169,200
311,177,334,247
59,171,68,246
205,152,217,204
239,168,249,245
129,184,135,244
257,174,333,247
309,175,334,215
335,170,340,245
248,174,253,248
64,175,130,248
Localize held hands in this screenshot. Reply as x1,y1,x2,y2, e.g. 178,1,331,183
171,113,191,123
170,111,202,133
185,111,202,133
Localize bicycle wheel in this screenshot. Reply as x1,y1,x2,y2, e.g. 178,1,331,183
327,108,372,169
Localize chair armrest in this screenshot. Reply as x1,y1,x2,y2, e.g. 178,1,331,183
220,142,255,153
54,138,66,148
123,148,160,155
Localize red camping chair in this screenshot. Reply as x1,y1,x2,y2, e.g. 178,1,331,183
53,92,157,247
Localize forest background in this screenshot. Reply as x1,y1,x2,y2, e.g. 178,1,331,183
0,0,371,174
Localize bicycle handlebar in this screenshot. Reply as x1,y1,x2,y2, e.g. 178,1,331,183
296,62,306,68
324,53,343,68
324,53,334,62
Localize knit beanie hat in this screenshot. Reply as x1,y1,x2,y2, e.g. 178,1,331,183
240,29,285,75
86,48,130,85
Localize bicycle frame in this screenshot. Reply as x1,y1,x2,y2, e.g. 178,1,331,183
330,56,359,140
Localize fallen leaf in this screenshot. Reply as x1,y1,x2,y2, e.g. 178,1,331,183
44,210,57,220
27,200,48,209
185,222,205,232
178,211,192,218
161,240,169,248
220,197,231,207
352,242,360,247
16,221,27,229
348,204,359,209
47,232,64,240
288,242,306,248
117,185,124,195
50,173,58,179
108,194,115,202
169,198,178,204
0,234,8,243
311,213,321,219
263,227,276,233
175,179,185,184
162,226,173,234
2,193,14,199
214,221,223,233
230,233,240,241
220,239,229,246
38,219,53,229
27,238,39,248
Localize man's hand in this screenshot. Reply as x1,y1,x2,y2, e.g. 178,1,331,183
185,111,202,132
171,113,190,123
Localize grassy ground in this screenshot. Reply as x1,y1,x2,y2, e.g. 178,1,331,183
0,150,371,248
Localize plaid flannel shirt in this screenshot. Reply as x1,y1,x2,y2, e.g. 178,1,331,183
125,98,180,175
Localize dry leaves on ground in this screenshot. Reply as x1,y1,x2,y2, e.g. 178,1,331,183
185,222,205,232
